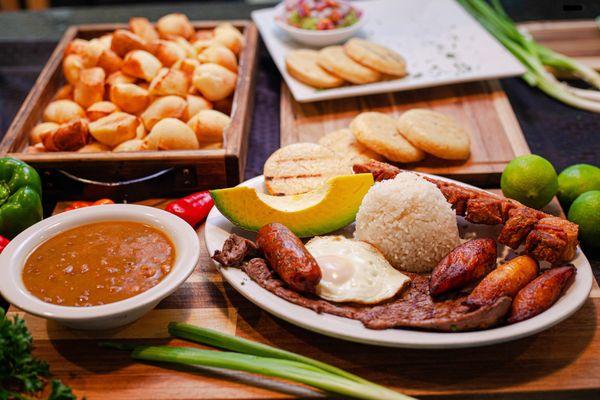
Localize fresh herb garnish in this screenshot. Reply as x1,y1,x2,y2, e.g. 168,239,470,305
47,380,77,400
0,308,78,400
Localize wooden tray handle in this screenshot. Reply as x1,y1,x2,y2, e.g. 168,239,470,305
57,168,175,187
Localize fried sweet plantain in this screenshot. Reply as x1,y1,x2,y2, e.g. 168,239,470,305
466,255,538,308
429,238,497,296
508,265,576,323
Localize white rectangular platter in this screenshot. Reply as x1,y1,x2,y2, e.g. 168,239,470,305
252,0,526,103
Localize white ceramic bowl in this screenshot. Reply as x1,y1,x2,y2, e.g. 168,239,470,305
0,204,200,330
274,3,365,47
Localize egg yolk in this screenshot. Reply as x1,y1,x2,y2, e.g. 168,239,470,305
315,255,355,285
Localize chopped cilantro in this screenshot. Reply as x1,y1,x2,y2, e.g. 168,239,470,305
300,17,318,30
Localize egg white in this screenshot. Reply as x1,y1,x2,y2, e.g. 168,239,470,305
305,236,411,304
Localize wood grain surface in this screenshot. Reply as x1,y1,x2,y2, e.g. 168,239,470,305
5,19,600,400
7,194,600,400
280,80,530,187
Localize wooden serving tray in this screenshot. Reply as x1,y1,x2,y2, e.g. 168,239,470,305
0,21,258,200
6,195,600,400
280,80,530,187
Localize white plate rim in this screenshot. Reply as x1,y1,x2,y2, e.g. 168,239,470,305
205,175,593,348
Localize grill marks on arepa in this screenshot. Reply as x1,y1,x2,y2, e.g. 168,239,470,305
263,143,350,196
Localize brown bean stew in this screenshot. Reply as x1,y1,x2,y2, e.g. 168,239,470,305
23,221,175,307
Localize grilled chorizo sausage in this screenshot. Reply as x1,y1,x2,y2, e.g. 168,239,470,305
256,223,322,293
429,238,497,296
466,255,538,308
508,265,575,324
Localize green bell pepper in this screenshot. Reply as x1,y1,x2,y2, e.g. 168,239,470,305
0,158,43,238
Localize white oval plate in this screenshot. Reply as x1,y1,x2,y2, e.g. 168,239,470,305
205,175,593,348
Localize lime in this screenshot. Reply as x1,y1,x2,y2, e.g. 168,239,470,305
568,190,600,249
557,164,600,206
501,154,558,209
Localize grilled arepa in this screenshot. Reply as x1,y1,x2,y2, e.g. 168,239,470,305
263,143,349,196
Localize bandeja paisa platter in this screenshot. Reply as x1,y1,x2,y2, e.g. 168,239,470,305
205,162,593,349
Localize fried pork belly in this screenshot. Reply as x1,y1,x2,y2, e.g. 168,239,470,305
465,197,506,225
525,217,578,264
498,207,538,249
353,160,579,264
353,159,401,182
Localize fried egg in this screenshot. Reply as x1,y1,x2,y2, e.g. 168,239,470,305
305,236,410,304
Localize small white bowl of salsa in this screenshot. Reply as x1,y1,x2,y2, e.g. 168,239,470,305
274,0,365,47
0,204,200,330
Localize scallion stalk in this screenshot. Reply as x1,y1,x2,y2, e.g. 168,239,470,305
458,0,600,112
168,322,367,384
121,345,415,400
101,323,416,400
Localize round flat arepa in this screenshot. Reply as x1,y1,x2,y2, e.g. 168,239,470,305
318,128,385,168
397,109,471,160
344,38,407,76
285,49,345,89
350,112,424,163
263,142,350,196
317,46,381,84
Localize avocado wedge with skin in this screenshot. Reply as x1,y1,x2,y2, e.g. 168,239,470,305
210,174,374,237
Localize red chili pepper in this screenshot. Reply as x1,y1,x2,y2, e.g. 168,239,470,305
0,235,9,253
165,191,214,227
65,198,114,212
92,198,115,206
65,201,93,211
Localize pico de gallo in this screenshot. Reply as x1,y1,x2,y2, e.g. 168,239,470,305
282,0,362,31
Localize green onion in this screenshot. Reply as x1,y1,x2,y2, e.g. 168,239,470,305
458,0,600,112
127,346,412,400
101,322,416,400
168,322,367,383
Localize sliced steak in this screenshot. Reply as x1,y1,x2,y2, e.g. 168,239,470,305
239,253,511,332
212,234,258,267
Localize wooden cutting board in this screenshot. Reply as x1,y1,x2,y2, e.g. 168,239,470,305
280,79,529,188
6,196,600,400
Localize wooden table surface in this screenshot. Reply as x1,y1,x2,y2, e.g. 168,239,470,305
7,196,600,400
0,7,598,399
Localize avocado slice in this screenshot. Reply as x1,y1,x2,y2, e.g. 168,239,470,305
210,174,374,237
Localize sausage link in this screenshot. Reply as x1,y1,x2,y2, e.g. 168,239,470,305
508,265,576,324
429,238,497,296
466,255,538,308
256,223,322,293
